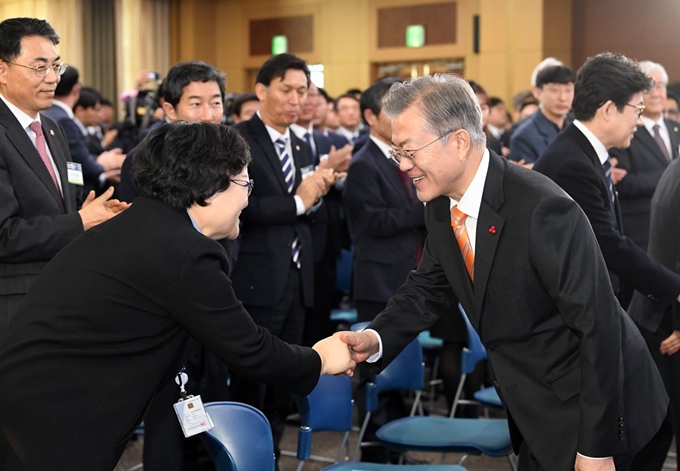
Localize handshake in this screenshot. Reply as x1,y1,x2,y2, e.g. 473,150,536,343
311,330,381,377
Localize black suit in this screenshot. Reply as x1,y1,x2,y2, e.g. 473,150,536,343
610,119,680,251
43,104,104,195
230,113,315,452
0,100,82,328
627,157,680,470
0,197,321,471
368,151,667,470
534,123,680,305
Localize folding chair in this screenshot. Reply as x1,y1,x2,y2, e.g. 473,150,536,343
294,375,467,471
355,309,516,469
201,401,276,471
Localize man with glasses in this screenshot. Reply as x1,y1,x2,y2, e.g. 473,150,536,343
535,54,680,316
609,61,680,253
342,70,668,471
0,17,127,331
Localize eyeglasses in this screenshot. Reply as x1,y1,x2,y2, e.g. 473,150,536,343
230,178,254,196
389,129,456,164
5,61,68,77
624,103,645,118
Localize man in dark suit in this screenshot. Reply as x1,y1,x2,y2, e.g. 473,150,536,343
314,87,349,149
342,73,667,470
627,157,680,470
0,122,355,471
230,53,340,461
610,60,680,252
42,66,125,196
509,65,575,165
0,17,127,330
534,54,680,315
290,82,352,346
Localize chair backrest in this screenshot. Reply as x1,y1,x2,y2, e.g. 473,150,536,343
458,303,488,374
294,375,354,462
202,401,275,471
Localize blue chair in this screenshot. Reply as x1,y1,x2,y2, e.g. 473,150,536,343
201,401,276,471
357,309,515,469
330,247,358,326
294,375,467,471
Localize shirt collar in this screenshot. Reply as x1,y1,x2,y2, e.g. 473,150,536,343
52,99,75,119
449,147,490,219
74,118,88,136
186,210,202,233
572,119,609,165
369,135,393,160
257,110,290,144
290,123,313,140
0,93,41,130
641,115,665,134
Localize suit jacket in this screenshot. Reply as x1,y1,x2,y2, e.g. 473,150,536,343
325,129,349,149
343,138,425,304
534,123,680,305
232,114,314,307
609,119,680,250
509,109,569,164
0,100,82,327
0,197,321,470
628,157,680,333
43,104,104,195
368,151,667,469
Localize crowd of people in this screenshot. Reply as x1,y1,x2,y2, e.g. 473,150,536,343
1,14,680,471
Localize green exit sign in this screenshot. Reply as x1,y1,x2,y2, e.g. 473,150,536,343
406,25,425,48
272,35,288,55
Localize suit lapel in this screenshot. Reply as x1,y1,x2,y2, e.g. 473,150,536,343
0,101,65,211
664,118,680,159
472,153,506,325
249,114,290,193
290,133,310,192
635,126,669,166
41,120,72,212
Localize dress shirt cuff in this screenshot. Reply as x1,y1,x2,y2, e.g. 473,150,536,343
577,453,612,460
99,173,106,186
363,328,383,363
334,175,347,190
294,195,306,216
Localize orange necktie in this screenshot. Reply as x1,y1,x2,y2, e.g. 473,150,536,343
451,206,474,282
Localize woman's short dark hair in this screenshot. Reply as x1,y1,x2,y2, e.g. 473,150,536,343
572,53,652,121
133,122,251,209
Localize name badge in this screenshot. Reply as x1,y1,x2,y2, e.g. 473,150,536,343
66,162,84,186
300,164,314,180
173,369,213,438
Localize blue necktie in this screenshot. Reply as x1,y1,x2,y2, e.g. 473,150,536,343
275,137,294,193
304,131,317,165
602,158,615,204
275,136,301,268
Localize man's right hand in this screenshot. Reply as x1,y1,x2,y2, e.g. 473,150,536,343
97,148,126,171
78,187,130,230
318,144,353,172
295,169,336,210
339,330,380,363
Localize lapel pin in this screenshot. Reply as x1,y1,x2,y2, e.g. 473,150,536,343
49,129,54,136
295,145,300,151
488,225,497,234
674,127,679,133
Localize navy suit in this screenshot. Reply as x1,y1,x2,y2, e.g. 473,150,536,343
43,104,104,196
324,129,349,149
610,119,680,251
510,110,570,164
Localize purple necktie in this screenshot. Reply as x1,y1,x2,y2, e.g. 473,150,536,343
29,121,61,194
652,124,671,162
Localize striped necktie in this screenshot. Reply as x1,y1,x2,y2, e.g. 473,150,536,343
451,206,474,282
602,158,615,204
275,137,294,193
275,136,301,268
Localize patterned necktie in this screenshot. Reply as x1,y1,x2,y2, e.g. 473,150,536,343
275,136,301,268
451,206,474,282
275,137,294,193
602,158,615,204
304,131,317,165
653,124,671,162
29,121,61,194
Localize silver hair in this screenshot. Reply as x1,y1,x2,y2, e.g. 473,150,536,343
639,60,669,85
382,74,486,149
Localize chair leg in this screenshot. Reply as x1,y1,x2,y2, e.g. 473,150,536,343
507,453,518,471
449,373,468,418
296,460,305,471
352,411,372,461
335,431,350,463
